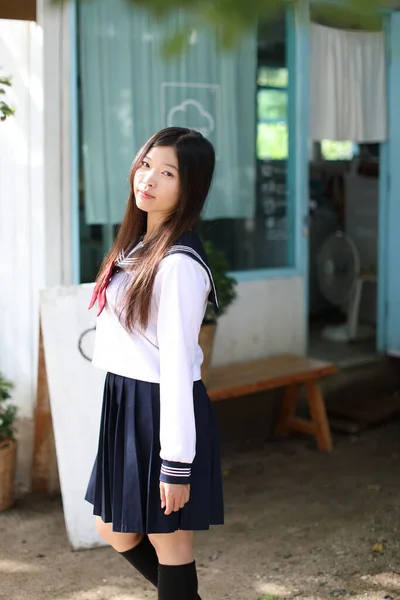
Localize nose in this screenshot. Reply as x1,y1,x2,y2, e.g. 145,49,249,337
142,171,155,188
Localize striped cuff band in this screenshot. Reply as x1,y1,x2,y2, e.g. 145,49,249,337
160,460,192,485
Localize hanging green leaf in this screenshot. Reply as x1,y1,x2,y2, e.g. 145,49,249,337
162,26,193,59
54,0,390,55
0,70,15,121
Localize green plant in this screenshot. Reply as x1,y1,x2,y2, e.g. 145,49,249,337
64,0,386,58
0,71,16,122
0,374,17,443
202,239,237,325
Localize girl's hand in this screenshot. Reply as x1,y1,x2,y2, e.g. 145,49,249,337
160,482,190,515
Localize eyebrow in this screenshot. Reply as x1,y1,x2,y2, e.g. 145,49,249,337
144,155,178,171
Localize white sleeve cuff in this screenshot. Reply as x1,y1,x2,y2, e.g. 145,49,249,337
160,460,192,484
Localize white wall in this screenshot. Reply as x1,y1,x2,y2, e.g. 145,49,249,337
0,3,72,492
214,277,306,365
0,0,73,423
0,19,44,420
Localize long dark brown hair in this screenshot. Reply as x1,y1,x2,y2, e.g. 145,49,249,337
95,127,215,331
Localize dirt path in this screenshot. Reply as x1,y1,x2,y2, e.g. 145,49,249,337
2,422,400,600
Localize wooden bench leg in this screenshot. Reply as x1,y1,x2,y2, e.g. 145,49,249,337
275,381,333,452
275,383,301,438
305,381,333,452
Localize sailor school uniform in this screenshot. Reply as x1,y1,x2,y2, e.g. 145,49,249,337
85,232,224,534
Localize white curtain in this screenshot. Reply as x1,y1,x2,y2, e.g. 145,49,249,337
309,23,387,142
78,0,257,224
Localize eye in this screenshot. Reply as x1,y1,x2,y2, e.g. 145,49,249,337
141,160,150,168
163,171,175,178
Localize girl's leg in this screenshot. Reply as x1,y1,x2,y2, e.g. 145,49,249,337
149,531,199,600
148,530,194,566
96,517,143,552
96,517,158,586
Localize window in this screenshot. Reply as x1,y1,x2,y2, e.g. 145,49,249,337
200,15,294,270
77,3,295,280
321,140,358,161
257,67,288,160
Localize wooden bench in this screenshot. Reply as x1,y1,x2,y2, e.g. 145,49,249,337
207,354,337,452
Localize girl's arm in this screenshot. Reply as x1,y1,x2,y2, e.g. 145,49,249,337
155,254,209,485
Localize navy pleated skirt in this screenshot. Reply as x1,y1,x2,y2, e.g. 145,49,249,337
85,372,224,533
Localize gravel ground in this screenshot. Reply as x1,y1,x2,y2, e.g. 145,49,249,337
2,421,400,600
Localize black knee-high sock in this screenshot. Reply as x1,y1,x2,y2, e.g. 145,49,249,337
158,561,198,600
120,539,202,599
119,536,158,587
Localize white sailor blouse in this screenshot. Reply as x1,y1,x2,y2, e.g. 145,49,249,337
90,232,218,485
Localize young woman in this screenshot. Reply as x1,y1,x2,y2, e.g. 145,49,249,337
85,127,224,600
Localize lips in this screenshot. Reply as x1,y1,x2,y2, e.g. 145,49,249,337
138,190,154,199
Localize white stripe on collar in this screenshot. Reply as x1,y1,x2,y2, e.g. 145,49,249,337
165,245,219,308
115,242,219,309
116,242,143,268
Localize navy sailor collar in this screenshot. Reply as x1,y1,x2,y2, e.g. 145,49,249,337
116,231,219,316
165,231,219,315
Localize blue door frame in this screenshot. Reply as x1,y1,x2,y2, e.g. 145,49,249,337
291,0,310,352
377,13,390,353
379,11,400,355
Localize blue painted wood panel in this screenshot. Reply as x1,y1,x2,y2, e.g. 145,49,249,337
385,12,400,355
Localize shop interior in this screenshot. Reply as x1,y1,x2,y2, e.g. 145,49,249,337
307,143,380,366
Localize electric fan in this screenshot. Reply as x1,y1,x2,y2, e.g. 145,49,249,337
316,231,374,342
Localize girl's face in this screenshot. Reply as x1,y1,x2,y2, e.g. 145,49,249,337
134,145,180,219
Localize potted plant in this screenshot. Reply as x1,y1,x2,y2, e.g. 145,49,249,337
0,70,16,122
0,374,17,511
199,240,237,385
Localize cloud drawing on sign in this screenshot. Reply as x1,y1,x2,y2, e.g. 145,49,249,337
167,99,215,137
